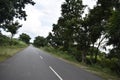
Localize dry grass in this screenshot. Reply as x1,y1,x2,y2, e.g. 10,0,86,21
0,46,26,62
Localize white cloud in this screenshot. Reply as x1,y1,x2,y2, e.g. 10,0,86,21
14,0,64,42
83,0,97,8
83,0,97,16
2,0,96,42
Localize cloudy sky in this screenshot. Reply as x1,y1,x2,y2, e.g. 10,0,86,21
2,0,97,42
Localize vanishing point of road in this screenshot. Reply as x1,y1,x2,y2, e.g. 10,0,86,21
0,45,103,80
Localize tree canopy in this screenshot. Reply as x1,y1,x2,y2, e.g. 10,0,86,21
0,0,35,45
6,21,22,39
0,0,35,29
19,33,31,44
47,0,120,69
33,36,47,47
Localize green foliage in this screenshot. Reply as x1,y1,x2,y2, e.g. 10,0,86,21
0,0,35,46
48,0,89,62
44,0,120,76
41,46,76,62
0,45,27,62
19,33,31,44
12,39,27,47
107,11,120,46
5,21,22,45
33,36,47,47
0,33,10,46
107,11,120,59
40,46,119,80
0,0,35,28
6,21,22,38
0,34,27,62
99,58,120,75
0,32,27,46
0,0,35,45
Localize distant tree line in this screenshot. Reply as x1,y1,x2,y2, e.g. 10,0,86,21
33,36,47,47
19,33,31,44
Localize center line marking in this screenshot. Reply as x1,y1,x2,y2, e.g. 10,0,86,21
40,56,43,59
49,66,63,80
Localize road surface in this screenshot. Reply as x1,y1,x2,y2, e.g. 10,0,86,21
0,45,103,80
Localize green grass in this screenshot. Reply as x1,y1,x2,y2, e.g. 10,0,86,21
0,45,27,62
41,46,77,62
40,46,120,80
85,64,120,80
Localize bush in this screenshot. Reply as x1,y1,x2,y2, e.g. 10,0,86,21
99,58,120,75
110,58,120,75
0,34,10,46
12,39,26,46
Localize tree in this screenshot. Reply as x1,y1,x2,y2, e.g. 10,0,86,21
0,0,35,45
6,21,22,39
46,32,54,46
81,0,115,63
50,0,88,62
33,36,47,47
6,21,22,45
60,0,86,52
19,33,31,44
0,0,35,29
61,0,89,63
107,10,120,59
105,0,120,74
51,0,86,50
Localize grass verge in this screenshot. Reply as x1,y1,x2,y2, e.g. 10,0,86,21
0,45,27,62
40,46,120,80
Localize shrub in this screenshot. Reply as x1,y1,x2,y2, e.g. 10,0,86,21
110,58,120,75
0,34,10,46
99,58,120,75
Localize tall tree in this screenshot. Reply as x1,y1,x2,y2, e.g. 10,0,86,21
6,21,22,40
61,0,85,51
0,0,35,29
106,1,120,74
50,0,88,62
19,33,31,44
83,0,115,63
52,0,85,49
6,21,22,45
107,10,120,59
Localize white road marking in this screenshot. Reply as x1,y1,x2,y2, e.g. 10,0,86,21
49,66,63,80
40,56,43,59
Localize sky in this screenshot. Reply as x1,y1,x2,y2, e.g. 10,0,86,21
2,0,97,42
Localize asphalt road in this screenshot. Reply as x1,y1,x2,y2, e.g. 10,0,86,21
0,45,103,80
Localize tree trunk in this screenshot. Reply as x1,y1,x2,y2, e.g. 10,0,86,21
81,50,86,63
90,43,95,64
10,34,13,46
94,48,99,63
94,35,106,63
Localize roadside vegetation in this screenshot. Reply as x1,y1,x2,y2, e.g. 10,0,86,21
33,0,120,80
0,0,35,62
41,46,120,80
0,33,28,62
0,45,26,62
